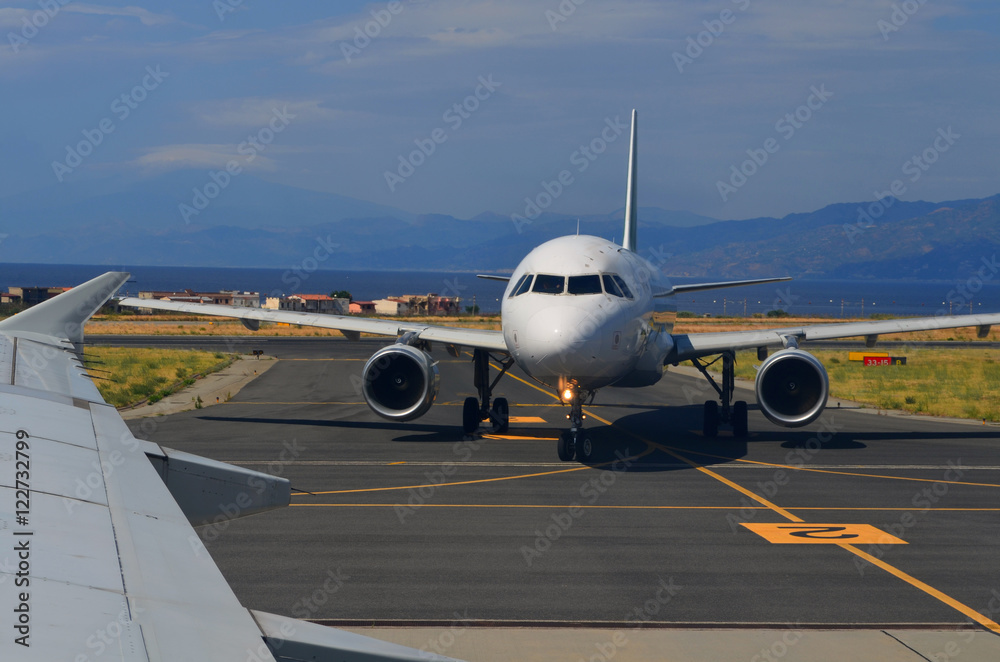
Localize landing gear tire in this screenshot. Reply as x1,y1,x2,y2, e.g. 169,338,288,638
557,432,576,462
703,400,719,438
463,397,480,434
733,400,748,438
576,434,595,462
492,397,510,434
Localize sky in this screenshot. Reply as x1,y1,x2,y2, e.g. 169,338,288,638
1,0,999,223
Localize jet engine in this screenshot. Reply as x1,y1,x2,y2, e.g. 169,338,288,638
754,349,828,427
361,343,439,421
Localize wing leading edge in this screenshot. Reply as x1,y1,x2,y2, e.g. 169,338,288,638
0,272,464,662
669,312,1000,363
118,297,508,353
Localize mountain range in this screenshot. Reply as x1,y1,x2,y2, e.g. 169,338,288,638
1,171,997,280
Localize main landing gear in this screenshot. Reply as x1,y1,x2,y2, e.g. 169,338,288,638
462,349,515,435
556,388,595,463
691,351,748,439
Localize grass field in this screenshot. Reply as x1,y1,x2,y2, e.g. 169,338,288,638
84,347,236,408
712,348,1000,421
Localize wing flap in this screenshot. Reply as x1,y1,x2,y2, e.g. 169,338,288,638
250,610,463,662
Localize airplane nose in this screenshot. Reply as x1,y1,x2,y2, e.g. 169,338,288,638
520,305,608,378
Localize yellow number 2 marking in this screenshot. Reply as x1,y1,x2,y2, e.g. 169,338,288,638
741,523,908,545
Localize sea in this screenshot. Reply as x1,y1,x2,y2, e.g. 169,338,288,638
2,263,998,318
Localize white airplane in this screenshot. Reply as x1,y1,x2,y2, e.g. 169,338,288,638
122,110,1000,463
0,274,463,660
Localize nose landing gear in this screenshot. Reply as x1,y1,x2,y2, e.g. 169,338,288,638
556,388,595,462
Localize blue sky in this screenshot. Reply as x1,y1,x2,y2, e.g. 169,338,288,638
1,0,999,222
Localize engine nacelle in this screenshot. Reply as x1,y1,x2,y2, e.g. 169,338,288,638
754,349,829,428
362,344,439,421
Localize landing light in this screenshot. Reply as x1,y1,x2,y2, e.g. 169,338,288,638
562,388,575,402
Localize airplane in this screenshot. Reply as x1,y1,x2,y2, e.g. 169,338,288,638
121,110,1000,463
0,273,463,660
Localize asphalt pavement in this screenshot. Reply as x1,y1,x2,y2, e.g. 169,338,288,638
95,335,1000,661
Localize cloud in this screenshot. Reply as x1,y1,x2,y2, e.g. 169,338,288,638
64,4,177,27
129,144,279,173
190,98,338,128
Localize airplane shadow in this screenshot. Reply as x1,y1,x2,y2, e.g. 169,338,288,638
194,415,463,443
198,406,1000,474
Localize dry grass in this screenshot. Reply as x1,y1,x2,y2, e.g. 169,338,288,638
84,347,236,408
714,348,1000,421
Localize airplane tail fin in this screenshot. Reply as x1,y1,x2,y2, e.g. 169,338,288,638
622,109,638,253
0,271,130,344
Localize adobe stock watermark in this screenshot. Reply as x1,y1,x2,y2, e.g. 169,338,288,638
340,0,410,62
51,66,170,183
520,451,634,566
213,0,246,22
270,234,341,294
545,0,587,32
580,577,682,661
384,74,501,192
854,459,966,576
877,0,929,41
843,126,960,244
716,84,833,202
179,105,295,224
673,0,753,73
7,0,71,53
510,115,628,234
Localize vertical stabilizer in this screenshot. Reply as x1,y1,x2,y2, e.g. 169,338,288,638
622,109,638,252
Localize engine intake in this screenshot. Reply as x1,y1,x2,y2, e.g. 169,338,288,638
754,349,828,427
362,344,439,421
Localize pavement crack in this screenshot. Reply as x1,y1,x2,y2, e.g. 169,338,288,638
881,630,934,661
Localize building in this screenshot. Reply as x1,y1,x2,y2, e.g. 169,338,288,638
136,289,260,314
263,295,348,315
373,298,411,316
6,286,69,307
349,301,376,314
223,291,261,308
384,294,461,315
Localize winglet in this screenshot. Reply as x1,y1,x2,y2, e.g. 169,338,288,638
0,271,130,343
622,109,638,253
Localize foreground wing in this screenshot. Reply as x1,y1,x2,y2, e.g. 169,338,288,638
669,312,1000,362
118,297,508,353
0,273,463,662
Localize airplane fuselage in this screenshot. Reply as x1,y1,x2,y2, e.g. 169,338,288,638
501,234,676,394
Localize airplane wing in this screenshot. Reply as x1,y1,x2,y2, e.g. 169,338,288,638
117,297,508,353
669,312,1000,362
0,273,462,661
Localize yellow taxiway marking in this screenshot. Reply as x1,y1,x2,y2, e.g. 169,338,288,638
491,361,1000,634
387,461,407,465
290,504,1000,512
481,434,560,441
742,523,907,545
659,445,1000,489
293,446,653,496
508,416,546,423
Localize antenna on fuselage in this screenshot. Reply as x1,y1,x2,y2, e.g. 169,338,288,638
576,218,580,236
622,109,638,253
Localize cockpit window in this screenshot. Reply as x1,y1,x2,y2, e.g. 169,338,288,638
509,273,533,298
602,274,624,298
532,274,565,294
612,275,634,299
567,275,603,295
